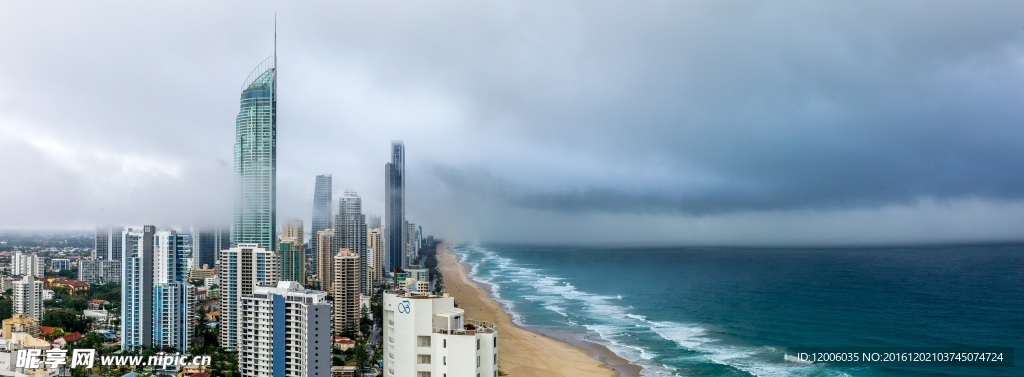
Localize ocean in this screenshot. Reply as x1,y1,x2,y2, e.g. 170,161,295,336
450,243,1023,377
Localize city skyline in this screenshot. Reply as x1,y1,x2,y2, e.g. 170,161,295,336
3,3,1024,245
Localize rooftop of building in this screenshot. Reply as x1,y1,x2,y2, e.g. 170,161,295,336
385,290,447,300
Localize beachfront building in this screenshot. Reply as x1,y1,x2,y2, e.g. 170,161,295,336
335,190,368,294
239,281,332,377
385,141,406,273
311,174,333,274
316,229,335,292
367,228,384,289
12,276,43,319
333,249,360,336
233,54,278,252
383,291,498,377
220,244,279,350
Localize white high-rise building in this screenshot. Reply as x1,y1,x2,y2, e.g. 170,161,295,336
12,275,43,320
333,249,359,336
239,281,332,377
11,251,44,278
219,244,279,350
151,230,193,352
383,291,498,377
122,225,156,350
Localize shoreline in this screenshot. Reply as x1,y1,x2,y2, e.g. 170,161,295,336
437,243,643,377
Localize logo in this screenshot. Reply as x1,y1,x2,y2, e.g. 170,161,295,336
397,300,411,314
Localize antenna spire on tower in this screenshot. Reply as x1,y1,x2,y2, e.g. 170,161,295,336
274,13,277,69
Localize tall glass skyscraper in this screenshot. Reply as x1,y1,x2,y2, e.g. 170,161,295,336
385,141,406,272
311,174,333,272
233,56,277,251
334,190,367,294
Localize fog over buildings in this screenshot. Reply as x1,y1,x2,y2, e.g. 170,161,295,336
2,1,1024,245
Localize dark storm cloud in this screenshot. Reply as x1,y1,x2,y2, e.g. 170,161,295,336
2,1,1023,243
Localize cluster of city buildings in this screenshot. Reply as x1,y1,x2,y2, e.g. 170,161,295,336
0,41,493,377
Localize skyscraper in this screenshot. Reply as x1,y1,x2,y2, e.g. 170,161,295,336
12,275,43,320
151,230,193,352
334,190,367,295
122,225,156,350
279,238,305,284
333,248,359,336
193,226,230,270
94,225,124,260
367,228,384,290
220,244,279,350
233,54,277,251
239,282,332,377
315,229,335,292
311,174,333,273
385,141,406,273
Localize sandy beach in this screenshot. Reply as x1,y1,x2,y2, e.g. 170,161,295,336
437,243,642,377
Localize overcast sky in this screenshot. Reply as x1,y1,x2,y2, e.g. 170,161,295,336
2,1,1024,245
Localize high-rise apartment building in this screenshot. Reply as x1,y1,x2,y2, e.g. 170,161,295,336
219,244,279,350
401,221,413,264
385,141,406,273
79,260,121,285
315,229,335,292
367,228,384,289
122,225,156,350
13,275,43,319
383,291,498,377
11,251,44,278
151,230,194,352
122,226,192,352
310,174,333,274
279,238,305,284
334,190,367,295
233,56,277,251
94,225,124,260
333,248,360,336
239,281,332,377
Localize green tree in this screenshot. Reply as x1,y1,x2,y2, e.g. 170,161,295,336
0,296,12,320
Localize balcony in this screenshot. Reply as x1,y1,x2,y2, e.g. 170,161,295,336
433,319,497,335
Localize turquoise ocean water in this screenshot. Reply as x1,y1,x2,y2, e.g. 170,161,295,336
450,243,1023,376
